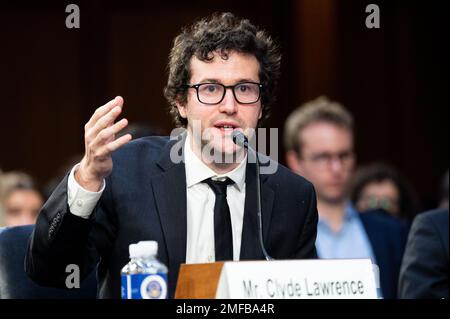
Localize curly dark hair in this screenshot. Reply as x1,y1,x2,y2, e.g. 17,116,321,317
164,12,281,127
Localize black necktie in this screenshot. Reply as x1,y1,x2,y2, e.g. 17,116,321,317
203,178,234,261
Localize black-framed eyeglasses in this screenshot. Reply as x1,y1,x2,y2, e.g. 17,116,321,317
182,82,263,105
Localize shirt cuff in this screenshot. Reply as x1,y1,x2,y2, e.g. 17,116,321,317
67,163,105,219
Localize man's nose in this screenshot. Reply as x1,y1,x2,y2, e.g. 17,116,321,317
218,88,238,114
329,157,345,172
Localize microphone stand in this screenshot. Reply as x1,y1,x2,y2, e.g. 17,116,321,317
232,131,273,261
254,149,274,261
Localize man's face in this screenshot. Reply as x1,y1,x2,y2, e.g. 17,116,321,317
4,189,43,227
176,50,262,158
294,122,355,204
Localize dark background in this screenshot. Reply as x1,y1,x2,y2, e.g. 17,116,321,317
1,0,448,209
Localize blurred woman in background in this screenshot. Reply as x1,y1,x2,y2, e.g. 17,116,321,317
349,162,418,222
0,171,43,227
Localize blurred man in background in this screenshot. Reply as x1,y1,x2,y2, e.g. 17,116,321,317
284,96,408,298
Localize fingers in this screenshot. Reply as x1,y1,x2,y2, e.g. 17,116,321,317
103,134,132,154
83,95,132,158
90,105,123,137
96,118,129,145
79,96,129,185
85,97,126,142
85,96,124,130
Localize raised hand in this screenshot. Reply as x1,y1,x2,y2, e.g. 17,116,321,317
75,96,132,191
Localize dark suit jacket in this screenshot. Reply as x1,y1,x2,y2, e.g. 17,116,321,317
26,135,318,298
359,210,409,299
398,208,449,299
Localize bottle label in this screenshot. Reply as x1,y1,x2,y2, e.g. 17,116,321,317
121,273,168,299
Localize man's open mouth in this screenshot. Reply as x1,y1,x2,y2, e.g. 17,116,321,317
214,124,237,132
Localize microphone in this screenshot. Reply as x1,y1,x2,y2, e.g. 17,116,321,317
232,131,248,148
231,131,273,261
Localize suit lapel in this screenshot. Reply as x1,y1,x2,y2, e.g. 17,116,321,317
151,134,187,269
240,161,275,260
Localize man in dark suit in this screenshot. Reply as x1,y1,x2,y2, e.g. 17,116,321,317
398,208,449,299
25,12,318,298
284,96,408,298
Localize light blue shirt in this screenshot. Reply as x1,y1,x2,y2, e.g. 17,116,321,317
315,202,377,263
315,203,383,298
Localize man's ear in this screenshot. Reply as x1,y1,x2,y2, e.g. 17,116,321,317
286,150,301,174
175,97,187,119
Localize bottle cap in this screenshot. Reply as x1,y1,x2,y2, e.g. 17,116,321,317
129,243,139,258
138,240,158,256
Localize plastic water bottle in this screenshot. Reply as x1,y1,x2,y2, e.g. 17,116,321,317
138,241,169,299
121,243,142,299
121,241,168,299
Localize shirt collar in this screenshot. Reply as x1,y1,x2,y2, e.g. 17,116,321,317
318,201,359,227
184,132,247,191
345,202,359,220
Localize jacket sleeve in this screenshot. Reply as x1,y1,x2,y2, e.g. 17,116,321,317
25,174,116,288
398,211,448,298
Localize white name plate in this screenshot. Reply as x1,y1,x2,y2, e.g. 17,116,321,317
216,259,377,299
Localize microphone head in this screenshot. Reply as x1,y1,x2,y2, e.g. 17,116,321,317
232,131,248,147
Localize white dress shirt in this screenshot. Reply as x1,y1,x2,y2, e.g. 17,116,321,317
67,163,105,218
184,134,246,263
67,133,247,263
